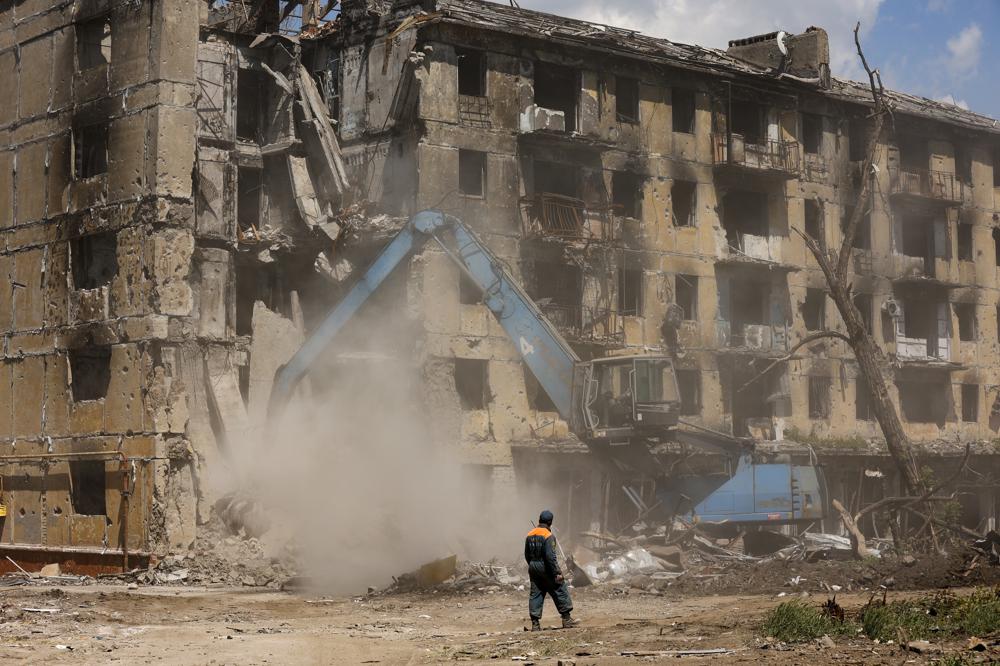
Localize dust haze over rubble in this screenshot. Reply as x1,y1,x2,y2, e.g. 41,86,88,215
223,329,542,595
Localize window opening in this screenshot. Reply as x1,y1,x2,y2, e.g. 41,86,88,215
612,171,642,218
73,124,109,179
459,149,486,197
617,266,643,316
237,167,262,234
955,302,976,342
69,346,112,402
808,376,831,419
616,76,639,123
534,62,577,132
236,68,267,142
853,293,873,332
958,221,973,261
801,113,822,154
76,15,111,70
525,366,557,412
69,460,107,516
730,99,763,144
672,88,696,133
71,231,118,290
856,375,875,421
672,180,696,227
677,369,701,416
457,48,486,97
802,289,826,331
805,199,824,246
455,358,489,410
676,274,698,320
962,384,979,422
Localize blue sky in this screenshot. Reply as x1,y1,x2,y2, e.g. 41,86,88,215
512,0,1000,119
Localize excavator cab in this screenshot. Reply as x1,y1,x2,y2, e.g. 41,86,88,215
581,356,680,441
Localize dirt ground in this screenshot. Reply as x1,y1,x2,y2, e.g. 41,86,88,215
1,581,995,664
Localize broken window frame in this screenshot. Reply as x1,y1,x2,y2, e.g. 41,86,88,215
73,123,109,180
676,369,701,416
456,48,487,97
534,61,578,133
76,14,112,71
957,220,974,261
454,358,490,410
71,231,119,290
236,67,268,143
955,302,977,342
802,288,826,332
69,460,107,516
994,147,1000,188
458,149,487,198
993,228,1000,266
808,376,831,420
672,87,696,134
617,265,644,317
615,76,640,124
801,112,823,155
612,171,642,219
675,274,698,321
961,383,979,423
68,346,112,402
672,180,697,227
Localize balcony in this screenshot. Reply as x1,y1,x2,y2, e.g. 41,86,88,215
521,194,618,244
718,322,790,354
722,232,784,264
896,335,950,363
712,134,801,177
538,304,624,345
888,166,964,204
801,153,830,183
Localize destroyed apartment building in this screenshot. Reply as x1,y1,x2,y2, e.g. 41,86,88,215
1,0,1000,570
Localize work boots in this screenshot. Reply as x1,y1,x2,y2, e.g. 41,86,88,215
530,619,541,632
561,614,580,629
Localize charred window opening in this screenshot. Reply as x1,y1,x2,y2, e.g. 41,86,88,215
676,274,698,320
849,118,869,162
721,190,768,249
672,180,696,227
617,266,643,317
898,379,948,425
853,293,873,332
459,273,481,305
69,460,107,516
802,288,826,331
454,358,489,410
801,113,822,155
236,68,267,142
76,15,111,70
856,376,875,421
533,160,579,198
525,366,557,412
898,136,928,172
459,149,486,197
71,231,118,290
901,297,941,341
532,262,582,328
993,228,1000,266
808,376,831,419
955,144,971,183
237,167,262,233
958,221,974,261
457,48,486,97
612,171,642,218
616,76,640,123
955,303,976,342
73,124,109,179
994,148,1000,187
672,88,696,133
730,99,763,144
730,278,770,328
841,204,870,250
69,346,112,402
534,62,577,132
677,369,701,416
962,384,979,422
804,199,823,245
235,262,283,336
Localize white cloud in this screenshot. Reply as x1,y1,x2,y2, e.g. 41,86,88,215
935,94,969,110
514,0,885,79
944,23,982,80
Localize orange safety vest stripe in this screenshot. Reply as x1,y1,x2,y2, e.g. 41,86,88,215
526,526,552,538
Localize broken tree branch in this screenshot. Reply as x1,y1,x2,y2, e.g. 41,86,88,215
737,331,851,393
833,498,872,558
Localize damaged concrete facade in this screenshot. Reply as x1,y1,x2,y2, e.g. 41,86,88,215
1,0,999,564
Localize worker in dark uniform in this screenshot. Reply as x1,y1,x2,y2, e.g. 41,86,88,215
524,510,578,631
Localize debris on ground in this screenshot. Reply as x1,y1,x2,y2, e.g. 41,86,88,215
380,558,528,595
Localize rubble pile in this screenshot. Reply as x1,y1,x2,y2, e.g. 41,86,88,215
380,557,528,596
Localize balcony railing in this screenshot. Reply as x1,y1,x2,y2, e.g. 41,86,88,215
725,231,780,263
712,134,801,176
521,193,617,243
539,304,624,345
722,322,789,353
802,153,830,183
459,95,492,128
889,166,964,203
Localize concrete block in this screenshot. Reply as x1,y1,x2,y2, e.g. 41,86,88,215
148,228,194,316
109,226,146,317
195,147,234,238
0,253,12,332
151,0,198,84
69,286,110,322
196,247,230,339
204,345,250,449
12,355,44,436
247,303,303,429
46,133,72,218
14,141,47,225
69,398,105,435
143,346,188,434
8,331,54,355
13,248,44,330
0,50,15,127
0,149,12,229
17,35,51,120
0,361,11,438
123,315,169,341
14,4,73,46
109,111,147,200
152,106,195,198
105,344,143,433
50,27,74,111
43,352,69,437
44,240,68,328
519,104,566,133
110,3,151,91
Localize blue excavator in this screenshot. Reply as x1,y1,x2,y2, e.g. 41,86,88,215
270,211,826,526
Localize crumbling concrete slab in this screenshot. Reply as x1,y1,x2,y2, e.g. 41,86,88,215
247,302,304,430
204,346,251,452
